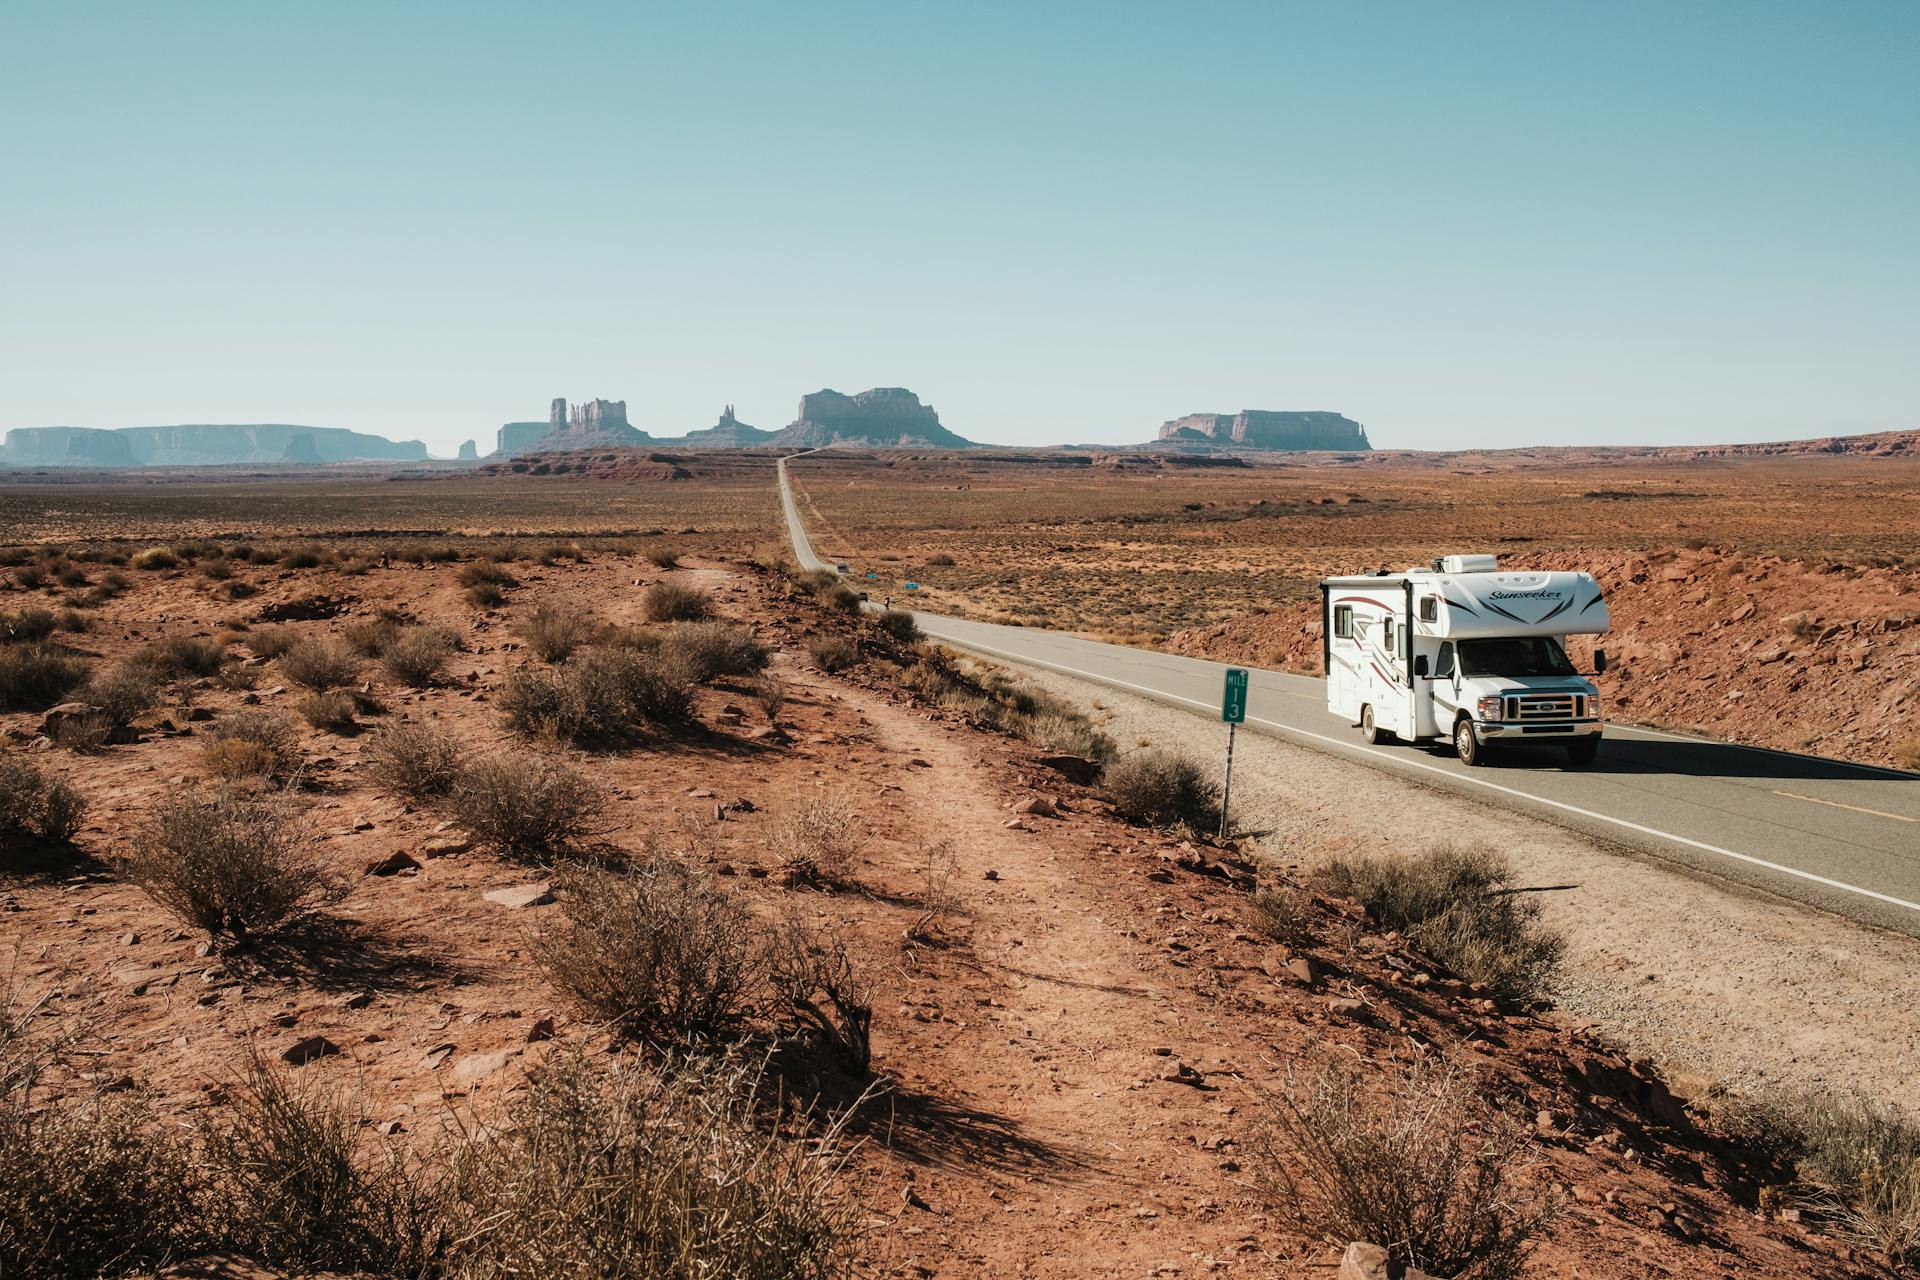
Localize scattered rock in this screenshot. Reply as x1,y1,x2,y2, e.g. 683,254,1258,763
364,850,421,877
526,1016,556,1043
1034,754,1099,785
281,1036,341,1066
484,882,555,909
454,1050,515,1081
421,833,473,858
1011,796,1055,816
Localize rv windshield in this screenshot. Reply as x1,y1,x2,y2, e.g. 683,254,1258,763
1456,637,1576,678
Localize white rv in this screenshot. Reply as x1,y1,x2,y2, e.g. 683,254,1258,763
1320,554,1609,767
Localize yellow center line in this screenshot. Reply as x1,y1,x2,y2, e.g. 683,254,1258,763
1770,790,1917,823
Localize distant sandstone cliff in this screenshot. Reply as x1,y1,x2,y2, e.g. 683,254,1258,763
494,398,652,456
0,424,429,467
770,388,972,449
1156,411,1371,452
679,405,775,447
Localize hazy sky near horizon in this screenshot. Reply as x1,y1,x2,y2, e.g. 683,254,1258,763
3,2,1915,454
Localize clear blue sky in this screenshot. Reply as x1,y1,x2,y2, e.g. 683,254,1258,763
3,2,1914,454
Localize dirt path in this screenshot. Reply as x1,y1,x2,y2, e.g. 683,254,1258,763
985,658,1920,1109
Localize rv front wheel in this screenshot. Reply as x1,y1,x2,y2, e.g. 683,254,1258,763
1361,704,1392,745
1453,718,1486,766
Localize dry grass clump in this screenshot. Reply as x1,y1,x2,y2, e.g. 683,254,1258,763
771,794,862,885
1317,843,1563,1004
456,559,517,590
343,614,403,657
660,621,769,683
645,546,681,569
808,636,859,673
452,750,607,859
82,663,161,731
875,609,919,643
1,606,58,643
520,602,597,664
1251,1055,1558,1280
1102,748,1220,834
132,632,225,678
466,580,508,609
642,580,711,622
1894,740,1920,772
766,922,874,1075
446,1051,859,1280
896,657,1115,763
278,545,329,569
0,758,86,847
1737,1092,1920,1261
201,1054,448,1277
538,858,761,1042
0,641,91,712
381,624,457,687
128,788,339,946
248,624,301,659
279,636,360,690
364,721,466,801
201,710,300,780
130,546,180,571
1247,883,1313,946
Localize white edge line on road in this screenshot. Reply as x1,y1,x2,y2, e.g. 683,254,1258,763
781,457,1920,917
923,628,1920,918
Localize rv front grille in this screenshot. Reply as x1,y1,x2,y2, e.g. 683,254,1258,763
1503,692,1586,722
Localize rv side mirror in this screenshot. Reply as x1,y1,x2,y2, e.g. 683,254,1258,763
1593,649,1607,674
1412,654,1430,678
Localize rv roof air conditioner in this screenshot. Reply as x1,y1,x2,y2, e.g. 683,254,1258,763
1437,554,1498,573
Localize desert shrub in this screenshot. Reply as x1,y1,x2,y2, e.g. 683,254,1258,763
645,547,681,569
278,545,328,569
338,557,373,576
85,570,130,604
79,661,162,728
520,603,596,664
297,690,357,732
925,553,955,566
364,721,466,802
1102,748,1221,834
11,564,48,589
381,625,456,687
343,615,403,657
1895,740,1920,772
201,710,300,780
1317,843,1563,1003
535,541,585,566
54,608,88,634
466,582,508,609
130,547,180,571
280,637,359,691
198,557,235,581
1015,707,1115,763
809,637,858,673
875,609,919,643
453,751,606,859
750,674,787,719
249,625,301,659
202,1054,448,1277
456,560,517,589
538,858,760,1042
0,758,86,846
816,583,861,614
223,580,260,600
128,788,337,945
0,1084,210,1279
501,651,695,745
1248,884,1313,946
771,794,861,885
51,561,89,588
766,922,873,1075
660,621,769,683
1,607,57,643
1251,1055,1558,1280
133,632,225,677
446,1051,858,1280
0,641,90,711
641,580,710,623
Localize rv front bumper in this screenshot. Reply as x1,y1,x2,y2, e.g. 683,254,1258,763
1477,719,1603,739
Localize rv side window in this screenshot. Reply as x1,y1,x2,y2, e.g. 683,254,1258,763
1332,605,1353,639
1419,596,1438,623
1434,642,1455,678
1382,618,1395,652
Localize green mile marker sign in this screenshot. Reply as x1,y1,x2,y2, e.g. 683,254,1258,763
1221,667,1248,724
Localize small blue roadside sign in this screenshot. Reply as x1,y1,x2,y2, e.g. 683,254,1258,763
904,581,919,590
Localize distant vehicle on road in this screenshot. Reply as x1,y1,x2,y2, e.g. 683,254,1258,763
835,562,850,574
1321,554,1609,767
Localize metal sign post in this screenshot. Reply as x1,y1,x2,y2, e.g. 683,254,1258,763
1219,667,1248,840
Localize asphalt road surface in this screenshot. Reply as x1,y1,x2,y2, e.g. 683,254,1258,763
779,455,1920,934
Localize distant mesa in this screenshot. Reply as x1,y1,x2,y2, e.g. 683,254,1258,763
770,388,972,449
456,439,478,461
1154,411,1371,452
0,424,429,468
493,397,651,457
681,405,775,448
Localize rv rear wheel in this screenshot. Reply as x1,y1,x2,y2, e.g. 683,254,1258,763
1453,718,1486,767
1565,737,1600,767
1360,704,1393,745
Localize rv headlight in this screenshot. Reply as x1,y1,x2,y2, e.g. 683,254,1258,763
1588,693,1602,720
1476,695,1503,722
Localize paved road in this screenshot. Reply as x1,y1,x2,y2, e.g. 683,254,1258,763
779,456,1920,934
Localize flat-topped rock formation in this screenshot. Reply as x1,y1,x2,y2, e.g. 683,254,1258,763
770,387,972,449
1156,410,1370,452
0,424,429,467
679,405,775,447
